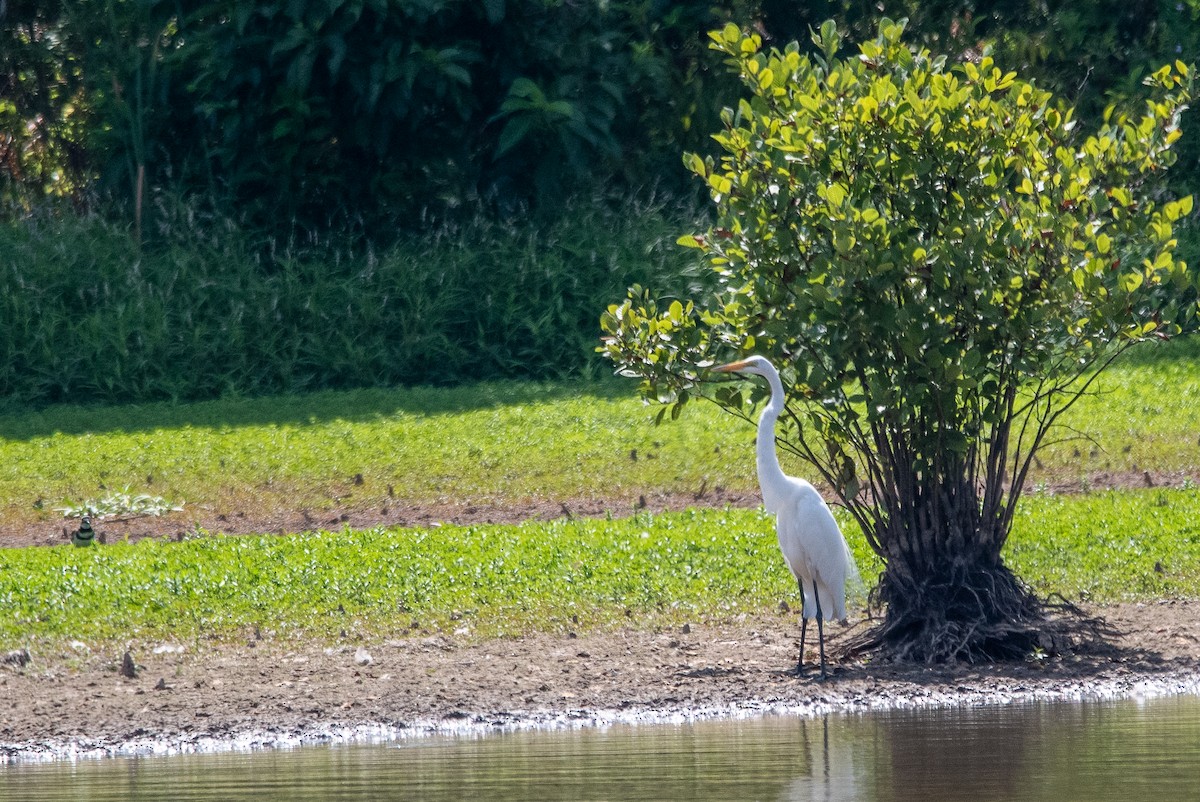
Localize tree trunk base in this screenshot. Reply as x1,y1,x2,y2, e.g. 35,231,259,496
846,562,1109,664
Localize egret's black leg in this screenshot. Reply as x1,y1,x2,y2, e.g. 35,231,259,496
813,578,827,681
797,613,808,674
794,577,807,675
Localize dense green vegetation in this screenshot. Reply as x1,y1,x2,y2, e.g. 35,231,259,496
6,1,1197,223
0,195,706,404
2,0,750,223
0,205,1193,407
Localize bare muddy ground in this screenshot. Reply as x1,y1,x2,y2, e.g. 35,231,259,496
4,600,1199,762
1,489,762,549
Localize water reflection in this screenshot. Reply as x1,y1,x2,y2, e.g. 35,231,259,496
4,694,1200,801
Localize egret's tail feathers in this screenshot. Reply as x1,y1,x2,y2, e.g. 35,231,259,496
801,581,846,622
842,539,866,612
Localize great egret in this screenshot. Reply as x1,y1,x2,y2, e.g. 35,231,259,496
714,356,856,679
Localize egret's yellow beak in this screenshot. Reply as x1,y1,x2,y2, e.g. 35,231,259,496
713,360,751,373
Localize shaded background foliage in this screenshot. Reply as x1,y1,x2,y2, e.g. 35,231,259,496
7,0,1200,224
2,0,1200,404
3,0,755,226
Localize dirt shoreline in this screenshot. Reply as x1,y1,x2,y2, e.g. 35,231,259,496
4,600,1199,764
5,487,1200,764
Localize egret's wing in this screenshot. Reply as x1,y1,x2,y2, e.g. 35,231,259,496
776,481,852,620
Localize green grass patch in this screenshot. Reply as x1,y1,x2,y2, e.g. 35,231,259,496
0,508,798,651
1008,488,1200,601
1030,336,1200,483
1,337,1199,530
4,489,1200,652
0,382,760,527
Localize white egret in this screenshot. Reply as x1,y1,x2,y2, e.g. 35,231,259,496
714,356,856,679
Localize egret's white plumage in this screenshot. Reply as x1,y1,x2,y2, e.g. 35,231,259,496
714,355,856,677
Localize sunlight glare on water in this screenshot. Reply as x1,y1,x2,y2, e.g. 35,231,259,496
3,694,1200,801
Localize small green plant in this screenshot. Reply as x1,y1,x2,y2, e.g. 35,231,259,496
56,486,182,521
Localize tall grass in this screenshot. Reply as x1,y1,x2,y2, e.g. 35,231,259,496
0,194,705,407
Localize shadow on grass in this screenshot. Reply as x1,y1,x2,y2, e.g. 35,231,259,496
0,379,634,440
1114,333,1200,366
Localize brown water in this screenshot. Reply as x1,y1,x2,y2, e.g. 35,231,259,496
4,694,1200,801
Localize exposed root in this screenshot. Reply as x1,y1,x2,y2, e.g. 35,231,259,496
843,563,1113,664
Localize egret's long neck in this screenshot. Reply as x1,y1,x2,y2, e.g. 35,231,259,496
756,368,790,511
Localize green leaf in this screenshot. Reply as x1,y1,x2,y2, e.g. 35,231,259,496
495,115,536,157
482,0,505,24
708,174,733,195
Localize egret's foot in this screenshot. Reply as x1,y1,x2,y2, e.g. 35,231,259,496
782,664,832,681
783,658,814,677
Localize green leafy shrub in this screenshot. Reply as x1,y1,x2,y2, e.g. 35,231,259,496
603,19,1196,661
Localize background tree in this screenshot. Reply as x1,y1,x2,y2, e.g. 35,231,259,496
602,19,1197,661
0,0,90,209
1,0,758,230
6,1,1200,231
